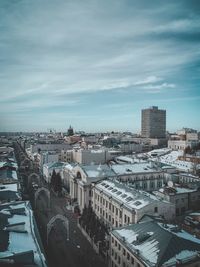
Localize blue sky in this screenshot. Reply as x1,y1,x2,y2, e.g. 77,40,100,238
0,0,200,133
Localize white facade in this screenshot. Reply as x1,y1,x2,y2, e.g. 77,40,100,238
168,140,199,150
30,143,71,153
111,163,165,192
60,149,73,163
69,164,116,211
73,149,113,164
92,180,175,228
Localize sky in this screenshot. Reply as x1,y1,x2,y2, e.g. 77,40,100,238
0,0,200,133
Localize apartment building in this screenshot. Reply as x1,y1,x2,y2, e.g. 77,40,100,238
110,162,164,192
92,180,175,229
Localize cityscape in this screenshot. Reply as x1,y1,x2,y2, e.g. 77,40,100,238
0,1,200,267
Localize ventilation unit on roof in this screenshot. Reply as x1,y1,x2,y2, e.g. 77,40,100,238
135,233,151,244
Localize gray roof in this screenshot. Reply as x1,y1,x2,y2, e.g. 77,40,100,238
81,164,116,178
112,218,200,266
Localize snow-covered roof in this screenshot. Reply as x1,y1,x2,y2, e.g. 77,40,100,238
112,218,200,267
80,164,116,178
0,201,47,267
111,162,161,175
96,180,164,211
0,183,18,192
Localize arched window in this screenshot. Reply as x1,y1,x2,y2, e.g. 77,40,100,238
76,171,82,179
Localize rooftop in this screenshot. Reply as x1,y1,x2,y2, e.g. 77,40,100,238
112,217,200,267
96,180,165,211
111,162,161,175
80,164,116,178
0,201,47,267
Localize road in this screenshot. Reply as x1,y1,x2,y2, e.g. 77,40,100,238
35,191,106,267
14,142,107,267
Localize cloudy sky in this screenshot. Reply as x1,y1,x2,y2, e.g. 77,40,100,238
0,0,200,132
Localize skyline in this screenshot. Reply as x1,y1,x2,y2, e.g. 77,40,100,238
0,0,200,132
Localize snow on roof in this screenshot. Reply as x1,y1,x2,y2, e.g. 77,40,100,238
174,187,197,194
111,162,160,175
81,164,116,178
0,201,47,267
116,156,134,163
96,180,162,210
0,183,18,192
163,250,199,266
113,220,200,267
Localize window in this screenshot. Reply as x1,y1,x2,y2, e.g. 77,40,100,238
154,207,158,213
150,182,154,188
112,205,114,213
112,237,114,243
111,248,114,255
120,211,122,218
123,249,126,256
124,214,127,223
116,208,118,216
131,257,135,264
127,252,130,260
115,240,117,247
118,243,121,250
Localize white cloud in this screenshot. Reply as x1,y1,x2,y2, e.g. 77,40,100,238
134,76,163,85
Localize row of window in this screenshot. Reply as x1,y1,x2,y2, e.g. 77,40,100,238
95,204,131,225
111,237,141,267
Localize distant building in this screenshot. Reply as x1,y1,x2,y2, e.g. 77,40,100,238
67,125,74,136
141,106,166,138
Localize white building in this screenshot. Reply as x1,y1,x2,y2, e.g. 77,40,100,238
69,164,116,211
93,180,175,228
110,162,164,192
73,149,113,164
30,143,71,153
168,140,199,150
60,149,73,163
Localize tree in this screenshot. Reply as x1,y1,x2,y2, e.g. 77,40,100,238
50,169,56,188
54,173,62,193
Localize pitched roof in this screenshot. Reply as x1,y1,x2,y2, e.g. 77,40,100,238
112,219,200,266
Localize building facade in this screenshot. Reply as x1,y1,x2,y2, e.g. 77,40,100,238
92,180,175,229
141,106,166,138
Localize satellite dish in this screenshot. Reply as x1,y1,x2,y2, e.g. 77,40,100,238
168,181,174,187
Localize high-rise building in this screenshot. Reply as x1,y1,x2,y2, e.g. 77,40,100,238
141,106,166,138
